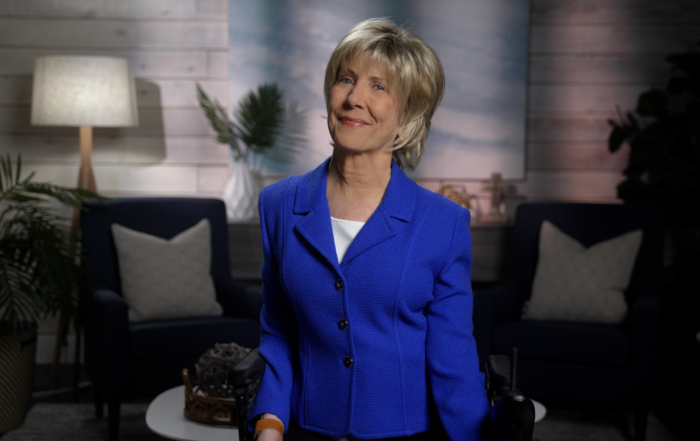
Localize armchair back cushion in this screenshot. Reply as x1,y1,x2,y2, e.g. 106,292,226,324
81,198,232,296
111,219,223,322
522,220,642,324
508,203,663,309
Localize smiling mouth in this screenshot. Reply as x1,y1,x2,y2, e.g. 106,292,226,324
340,117,368,127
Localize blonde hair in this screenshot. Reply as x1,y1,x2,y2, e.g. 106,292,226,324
324,18,445,169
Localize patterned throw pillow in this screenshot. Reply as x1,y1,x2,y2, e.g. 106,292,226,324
522,220,642,324
111,219,223,322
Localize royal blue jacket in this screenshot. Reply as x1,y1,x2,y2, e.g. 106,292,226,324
249,158,490,440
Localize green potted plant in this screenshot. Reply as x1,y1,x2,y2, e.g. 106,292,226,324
0,154,98,433
607,44,700,413
197,83,306,221
607,44,699,233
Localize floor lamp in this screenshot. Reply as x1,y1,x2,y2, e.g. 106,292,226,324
31,55,138,390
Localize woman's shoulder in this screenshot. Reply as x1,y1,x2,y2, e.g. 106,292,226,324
413,184,471,226
260,175,299,201
260,160,328,207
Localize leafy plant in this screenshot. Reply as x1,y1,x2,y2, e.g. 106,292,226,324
607,43,700,229
0,155,99,333
197,83,307,170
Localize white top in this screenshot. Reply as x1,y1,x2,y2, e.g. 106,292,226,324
331,216,365,263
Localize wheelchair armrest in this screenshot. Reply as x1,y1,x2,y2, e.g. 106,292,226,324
486,354,512,404
228,348,265,388
486,353,535,441
229,348,265,441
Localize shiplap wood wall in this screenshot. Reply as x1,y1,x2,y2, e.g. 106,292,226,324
1,0,699,362
0,0,231,202
3,1,700,205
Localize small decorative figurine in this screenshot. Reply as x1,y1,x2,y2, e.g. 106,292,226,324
480,172,508,224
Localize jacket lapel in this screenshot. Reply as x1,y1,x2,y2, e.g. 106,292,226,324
293,158,418,269
293,159,340,270
341,160,417,266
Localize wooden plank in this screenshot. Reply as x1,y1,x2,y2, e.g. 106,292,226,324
20,163,198,192
531,0,700,24
527,142,628,171
516,170,623,200
529,54,672,83
0,0,197,19
196,0,227,19
0,134,228,164
0,18,226,49
136,79,228,107
208,50,228,78
0,77,31,105
0,48,209,77
0,78,228,107
528,84,650,114
531,24,700,54
197,164,229,192
527,116,612,142
0,107,215,136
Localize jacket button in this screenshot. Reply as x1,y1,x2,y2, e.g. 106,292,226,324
337,318,348,330
343,356,353,368
334,279,344,291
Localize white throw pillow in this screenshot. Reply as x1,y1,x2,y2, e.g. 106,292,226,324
522,220,642,324
111,219,223,322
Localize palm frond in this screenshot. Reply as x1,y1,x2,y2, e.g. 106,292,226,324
196,83,308,166
196,83,242,159
0,154,100,332
234,83,285,154
263,101,309,164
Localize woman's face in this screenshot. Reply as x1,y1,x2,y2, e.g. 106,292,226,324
327,54,402,156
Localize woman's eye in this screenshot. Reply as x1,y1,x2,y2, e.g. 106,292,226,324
339,77,352,85
374,84,386,91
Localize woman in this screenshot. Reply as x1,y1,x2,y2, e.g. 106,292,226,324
250,18,490,441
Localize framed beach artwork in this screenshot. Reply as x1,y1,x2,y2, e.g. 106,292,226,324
228,0,529,180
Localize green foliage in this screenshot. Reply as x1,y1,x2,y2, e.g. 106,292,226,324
0,155,101,333
607,44,700,229
196,83,307,167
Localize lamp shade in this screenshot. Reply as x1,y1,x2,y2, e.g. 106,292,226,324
31,56,138,127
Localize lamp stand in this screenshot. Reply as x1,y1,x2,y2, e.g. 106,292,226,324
50,126,97,397
78,126,97,192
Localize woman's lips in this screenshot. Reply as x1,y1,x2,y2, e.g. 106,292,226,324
340,117,368,127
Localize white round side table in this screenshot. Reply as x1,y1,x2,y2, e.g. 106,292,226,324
146,385,240,441
532,399,547,423
147,385,547,439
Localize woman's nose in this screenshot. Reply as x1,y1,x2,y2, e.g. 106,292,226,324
345,86,364,108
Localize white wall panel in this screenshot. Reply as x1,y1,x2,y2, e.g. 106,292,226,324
532,0,700,24
0,48,211,78
0,0,198,19
0,19,227,49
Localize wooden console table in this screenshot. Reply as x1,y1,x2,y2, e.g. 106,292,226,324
228,223,512,284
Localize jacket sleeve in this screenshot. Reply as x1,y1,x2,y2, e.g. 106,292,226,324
426,210,491,440
248,185,298,432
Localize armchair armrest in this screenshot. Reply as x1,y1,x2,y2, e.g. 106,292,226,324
82,289,130,399
473,282,529,366
628,289,660,381
214,278,263,321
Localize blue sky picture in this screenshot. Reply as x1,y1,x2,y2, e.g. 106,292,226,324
228,0,529,179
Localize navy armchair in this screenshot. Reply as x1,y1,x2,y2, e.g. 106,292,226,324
80,198,262,441
473,203,663,441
